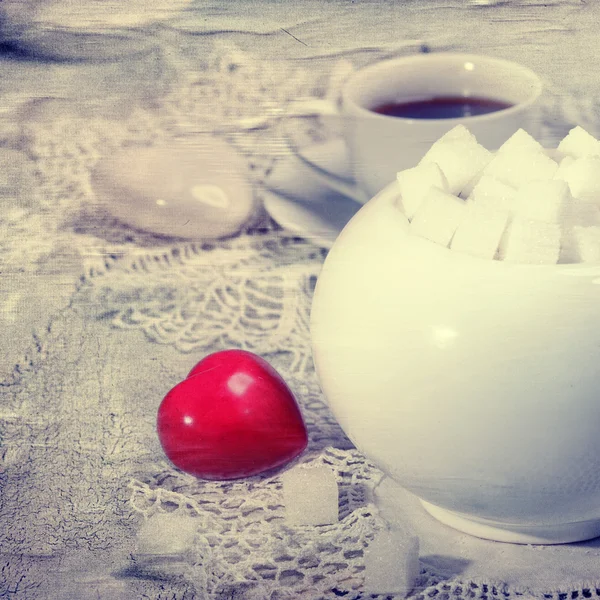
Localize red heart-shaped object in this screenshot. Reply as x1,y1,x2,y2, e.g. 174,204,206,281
156,350,308,480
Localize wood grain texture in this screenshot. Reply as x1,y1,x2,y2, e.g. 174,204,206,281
0,1,595,91
0,2,598,598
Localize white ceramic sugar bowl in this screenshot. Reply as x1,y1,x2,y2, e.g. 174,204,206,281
310,181,600,544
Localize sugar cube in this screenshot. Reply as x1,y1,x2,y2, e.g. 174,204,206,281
567,200,600,226
498,218,561,264
498,128,544,156
396,162,449,219
450,203,510,260
483,150,558,189
513,179,572,223
468,174,518,213
462,129,540,197
410,187,468,247
136,513,197,556
282,464,339,526
459,171,482,199
439,124,474,142
557,126,600,159
419,126,492,195
554,156,600,204
554,156,575,181
565,226,600,263
364,528,420,597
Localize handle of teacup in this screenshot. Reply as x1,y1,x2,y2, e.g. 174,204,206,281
283,99,370,205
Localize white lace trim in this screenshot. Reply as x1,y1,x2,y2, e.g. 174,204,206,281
76,234,323,376
128,448,389,599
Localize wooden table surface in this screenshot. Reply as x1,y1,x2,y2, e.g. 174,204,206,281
0,0,596,125
1,2,599,598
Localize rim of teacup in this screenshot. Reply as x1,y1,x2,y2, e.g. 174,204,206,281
342,52,543,126
369,178,600,274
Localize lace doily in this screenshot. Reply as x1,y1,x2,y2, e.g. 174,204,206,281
2,40,600,599
129,448,389,600
75,235,323,373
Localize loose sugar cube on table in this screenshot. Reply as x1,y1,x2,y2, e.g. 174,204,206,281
282,464,339,526
565,226,600,263
136,513,197,556
498,218,561,264
364,528,420,597
483,149,558,189
410,187,467,247
450,203,510,260
513,179,572,223
419,125,492,195
554,157,600,204
468,174,518,214
557,126,600,159
396,162,449,219
497,128,544,156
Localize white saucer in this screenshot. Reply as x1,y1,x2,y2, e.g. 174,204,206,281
262,138,362,248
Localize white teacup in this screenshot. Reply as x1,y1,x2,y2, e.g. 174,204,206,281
292,53,543,204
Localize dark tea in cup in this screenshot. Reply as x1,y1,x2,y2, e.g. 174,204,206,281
331,53,542,197
372,96,513,120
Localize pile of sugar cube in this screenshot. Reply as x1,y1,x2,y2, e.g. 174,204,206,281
396,125,600,263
